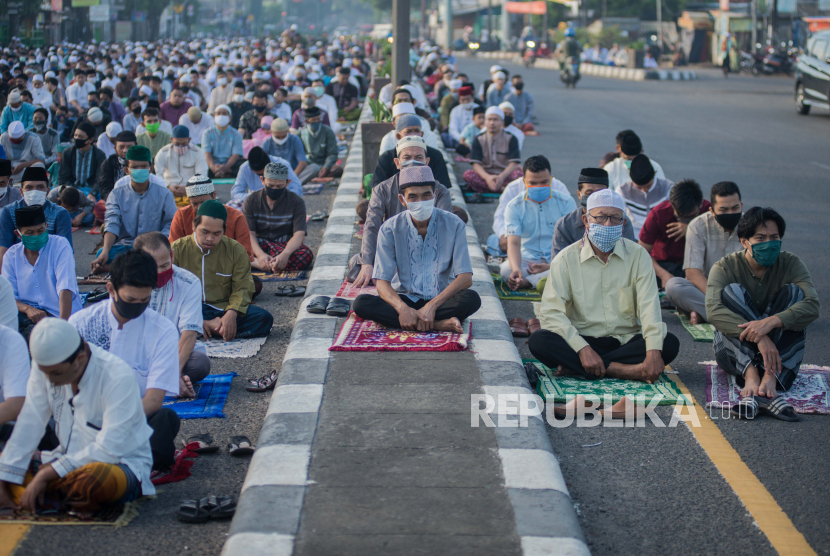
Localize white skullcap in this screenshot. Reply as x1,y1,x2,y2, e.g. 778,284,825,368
33,74,43,82
30,318,82,367
87,107,103,123
215,104,231,114
139,85,153,96
485,106,504,120
449,79,463,90
493,71,506,81
118,67,128,76
106,121,122,137
586,189,626,212
392,102,416,117
186,174,215,197
498,101,515,112
396,135,427,155
179,73,192,83
45,70,56,79
489,64,504,74
8,89,21,104
8,121,25,139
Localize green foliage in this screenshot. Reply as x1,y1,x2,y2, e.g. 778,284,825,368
377,57,392,78
368,96,393,122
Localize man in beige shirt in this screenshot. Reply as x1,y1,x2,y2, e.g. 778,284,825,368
665,181,744,324
529,189,679,383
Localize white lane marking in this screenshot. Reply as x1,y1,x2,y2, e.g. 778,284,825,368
267,384,324,415
472,339,522,364
284,337,332,361
242,445,312,491
310,265,347,282
521,536,591,556
222,533,294,556
499,449,569,494
810,161,830,171
317,242,352,255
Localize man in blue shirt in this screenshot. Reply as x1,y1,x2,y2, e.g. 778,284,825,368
201,104,243,178
259,118,317,184
230,146,303,201
0,90,36,134
500,156,576,291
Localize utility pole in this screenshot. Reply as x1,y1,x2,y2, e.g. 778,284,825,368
392,0,411,86
488,0,493,36
445,0,452,48
751,0,757,52
656,0,662,51
769,0,778,46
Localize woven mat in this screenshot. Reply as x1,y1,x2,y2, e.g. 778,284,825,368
528,359,688,406
253,270,308,282
77,273,110,285
162,372,237,418
464,191,500,199
334,278,378,300
302,182,324,195
151,443,199,485
87,225,102,235
200,336,268,358
675,311,715,342
703,361,830,414
330,313,471,352
0,500,141,526
212,178,236,185
494,278,541,301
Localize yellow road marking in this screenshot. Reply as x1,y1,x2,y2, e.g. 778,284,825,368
0,524,29,556
668,373,816,556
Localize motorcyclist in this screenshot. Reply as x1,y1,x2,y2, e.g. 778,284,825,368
557,28,582,86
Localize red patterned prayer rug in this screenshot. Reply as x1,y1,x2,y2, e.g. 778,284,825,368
150,443,200,485
330,313,471,352
334,278,378,300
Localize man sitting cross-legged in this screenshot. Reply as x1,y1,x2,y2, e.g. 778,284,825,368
350,141,453,287
135,232,210,399
706,207,819,401
173,200,274,340
0,319,155,515
370,115,451,188
352,177,481,333
529,189,679,383
500,156,575,290
463,106,522,194
69,250,181,470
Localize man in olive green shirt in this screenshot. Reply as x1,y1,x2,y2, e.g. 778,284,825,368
172,200,273,340
137,108,172,160
529,189,679,383
707,207,819,405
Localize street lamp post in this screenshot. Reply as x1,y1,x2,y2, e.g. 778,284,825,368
392,0,411,86
656,0,662,51
445,0,452,49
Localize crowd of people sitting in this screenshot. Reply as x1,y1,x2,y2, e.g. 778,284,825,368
0,35,820,520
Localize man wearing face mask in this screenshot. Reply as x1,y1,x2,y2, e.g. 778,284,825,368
370,116,451,188
136,108,172,159
289,88,332,131
706,209,819,409
501,156,576,291
270,87,293,122
639,179,710,289
230,146,303,201
260,118,316,184
603,130,666,191
159,87,193,127
154,125,208,207
298,106,343,179
65,71,95,115
464,106,522,194
58,121,106,192
2,205,83,334
207,70,234,114
94,130,136,207
29,74,52,112
504,75,536,134
114,68,136,100
352,169,481,333
70,250,182,470
446,86,477,150
0,90,35,135
310,78,339,133
238,91,272,140
350,148,453,288
202,105,243,179
530,189,678,384
617,154,674,236
100,88,127,127
498,101,524,150
123,97,143,133
0,161,23,210
665,182,744,325
0,121,46,182
227,83,253,128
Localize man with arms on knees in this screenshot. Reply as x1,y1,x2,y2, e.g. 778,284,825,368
350,155,453,287
371,116,451,188
1,121,46,182
0,319,155,515
202,105,244,179
707,208,819,406
70,250,182,470
94,130,136,208
325,67,360,121
552,168,635,258
154,125,208,208
352,176,481,332
603,130,666,191
617,154,673,236
463,106,522,194
136,108,171,160
135,232,210,398
666,181,743,324
501,156,575,290
445,85,478,152
298,106,344,180
173,200,274,340
260,118,317,184
639,178,710,289
58,121,105,191
529,189,679,383
91,146,177,273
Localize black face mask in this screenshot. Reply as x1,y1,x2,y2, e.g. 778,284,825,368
75,138,88,149
504,115,513,127
113,294,149,320
100,100,110,109
132,107,141,115
264,186,286,200
514,82,524,91
254,104,266,112
714,212,742,231
88,100,98,107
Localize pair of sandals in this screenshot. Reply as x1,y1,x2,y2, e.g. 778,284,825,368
274,285,306,297
177,495,236,523
731,395,799,422
185,433,256,457
247,370,278,392
307,296,350,317
509,318,541,338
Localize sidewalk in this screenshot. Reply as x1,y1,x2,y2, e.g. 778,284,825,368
222,102,588,556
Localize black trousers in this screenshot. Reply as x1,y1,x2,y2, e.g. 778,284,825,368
657,260,684,289
528,330,680,380
147,408,180,470
352,290,481,329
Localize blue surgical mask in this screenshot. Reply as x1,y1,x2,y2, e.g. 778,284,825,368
130,168,150,183
527,186,550,203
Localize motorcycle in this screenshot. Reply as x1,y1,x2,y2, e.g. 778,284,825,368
738,50,764,76
468,41,480,57
762,46,797,76
560,56,580,88
523,41,537,68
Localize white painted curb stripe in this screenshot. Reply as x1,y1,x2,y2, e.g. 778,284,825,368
222,533,295,556
309,264,347,282
317,242,352,255
267,384,324,415
242,444,312,491
521,536,591,556
472,339,523,365
499,449,569,494
284,337,333,361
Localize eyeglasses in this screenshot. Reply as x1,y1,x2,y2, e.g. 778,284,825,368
588,214,624,226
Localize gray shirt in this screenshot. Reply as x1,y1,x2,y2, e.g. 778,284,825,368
32,128,60,166
105,180,177,245
357,173,452,267
617,177,674,236
373,208,472,302
552,206,636,259
683,211,742,276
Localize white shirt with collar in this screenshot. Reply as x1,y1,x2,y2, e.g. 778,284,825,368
603,156,666,192
149,266,204,335
493,176,570,237
0,326,29,403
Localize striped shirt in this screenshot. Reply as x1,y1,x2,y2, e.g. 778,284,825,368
617,178,674,237
241,188,307,244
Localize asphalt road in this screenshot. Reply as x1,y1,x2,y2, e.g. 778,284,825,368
457,58,830,556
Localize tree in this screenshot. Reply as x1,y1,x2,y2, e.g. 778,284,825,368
125,0,171,41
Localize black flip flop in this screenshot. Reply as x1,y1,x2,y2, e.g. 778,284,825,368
326,298,351,317
306,296,331,314
246,370,278,392
205,495,236,519
730,396,759,420
274,285,306,297
228,436,255,457
184,433,220,454
86,287,109,304
756,396,799,422
524,362,541,389
310,211,329,221
177,499,210,523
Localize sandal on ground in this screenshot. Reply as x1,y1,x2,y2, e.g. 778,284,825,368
524,361,541,388
274,285,306,297
184,433,220,454
228,436,255,457
205,495,236,519
756,396,799,422
310,211,329,221
326,298,351,317
85,287,109,304
526,319,542,334
177,499,210,523
509,318,529,337
246,370,278,392
465,192,494,204
730,396,759,420
307,295,331,313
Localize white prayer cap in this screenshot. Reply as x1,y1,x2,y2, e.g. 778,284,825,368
8,121,25,139
449,79,463,90
489,64,504,74
106,121,122,137
586,188,626,213
33,74,44,83
88,107,103,123
139,85,153,96
485,106,504,120
396,135,426,155
392,102,416,117
493,71,506,81
498,101,515,112
8,89,21,104
45,70,56,79
118,67,128,76
179,73,192,83
30,318,82,367
186,174,215,197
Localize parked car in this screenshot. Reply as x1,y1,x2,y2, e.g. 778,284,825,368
795,30,830,115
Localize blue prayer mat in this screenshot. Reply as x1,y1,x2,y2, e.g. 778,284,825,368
162,372,238,419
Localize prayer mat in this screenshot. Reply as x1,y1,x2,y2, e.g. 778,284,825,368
212,178,236,185
0,500,142,527
330,313,471,352
225,198,243,210
302,182,325,195
87,225,102,235
151,443,199,485
494,278,542,301
675,311,715,342
77,273,110,285
252,270,308,281
464,191,501,199
703,361,830,414
201,336,268,358
334,278,378,300
528,359,688,406
163,372,237,418
71,226,80,233
311,177,337,185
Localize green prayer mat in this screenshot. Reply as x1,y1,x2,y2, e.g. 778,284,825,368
525,359,689,406
674,311,715,342
492,274,542,301
212,178,236,185
464,192,501,199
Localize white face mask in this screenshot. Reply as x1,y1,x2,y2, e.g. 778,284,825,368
24,190,47,207
215,114,230,127
406,198,434,221
232,94,244,104
217,77,227,86
273,136,289,145
0,186,7,200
